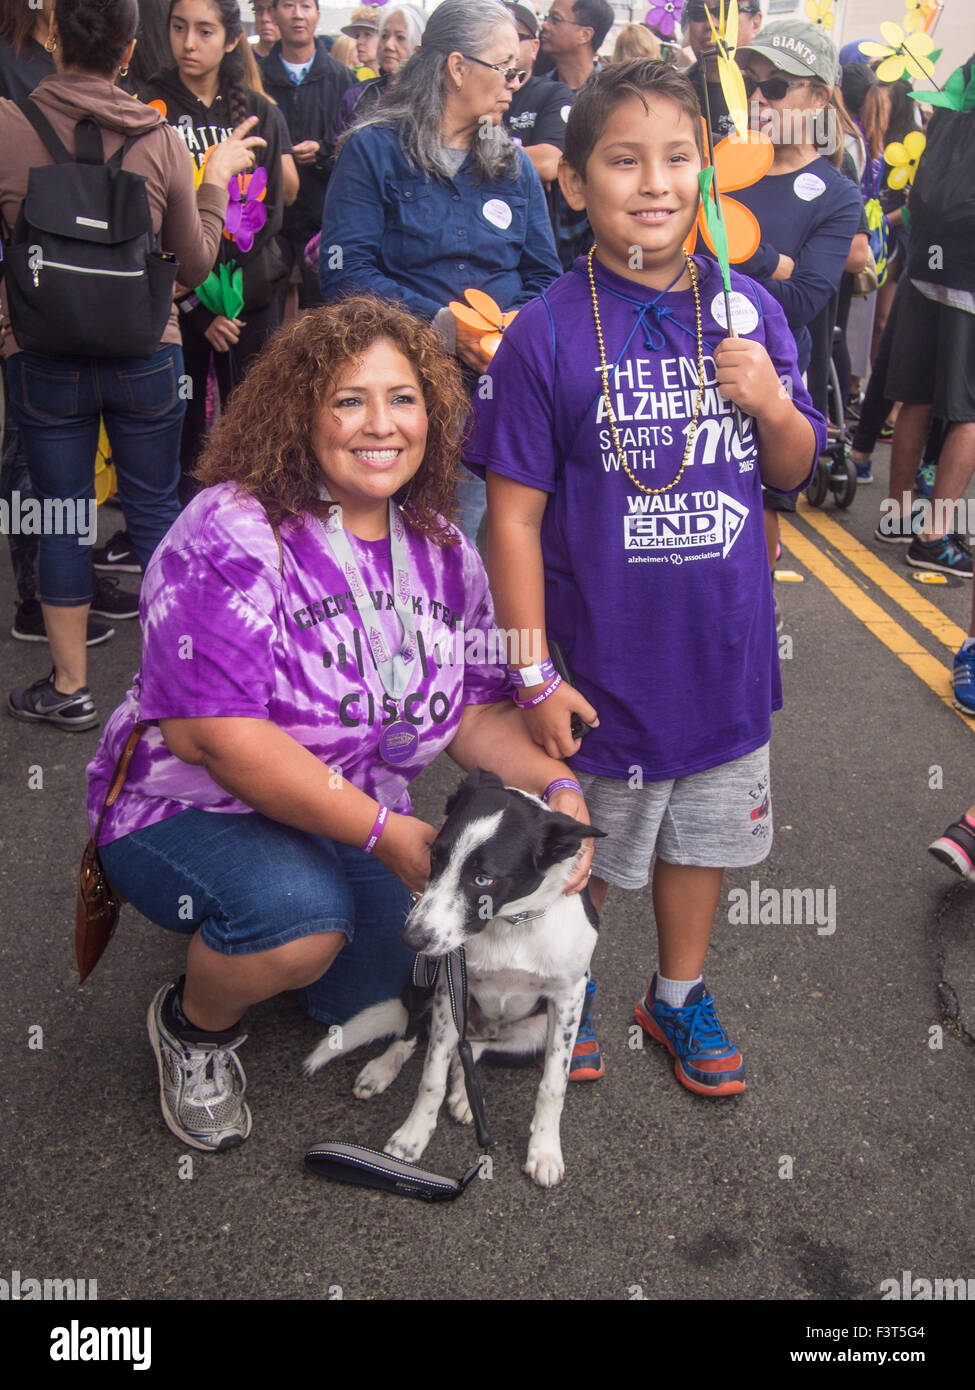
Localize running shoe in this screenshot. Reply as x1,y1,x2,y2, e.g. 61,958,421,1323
90,576,140,621
147,983,251,1152
879,421,895,442
7,670,98,731
906,534,973,578
855,459,873,484
952,643,975,715
569,977,604,1081
928,816,975,883
11,599,114,647
875,500,924,544
92,528,141,574
635,976,745,1097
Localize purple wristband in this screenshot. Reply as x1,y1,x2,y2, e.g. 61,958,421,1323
363,806,389,854
513,673,562,707
543,778,583,802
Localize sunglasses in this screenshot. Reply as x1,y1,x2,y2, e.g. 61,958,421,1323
742,73,810,101
463,54,527,84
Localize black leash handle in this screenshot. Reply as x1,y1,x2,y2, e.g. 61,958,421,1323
414,948,492,1151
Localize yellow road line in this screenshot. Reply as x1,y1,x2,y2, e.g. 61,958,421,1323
778,517,972,727
795,498,967,652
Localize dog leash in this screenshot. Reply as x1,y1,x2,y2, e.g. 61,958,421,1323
412,946,492,1151
305,945,490,1202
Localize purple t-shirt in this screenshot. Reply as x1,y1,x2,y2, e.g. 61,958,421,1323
464,254,827,782
86,484,509,846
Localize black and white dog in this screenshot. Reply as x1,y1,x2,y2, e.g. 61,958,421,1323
304,770,604,1188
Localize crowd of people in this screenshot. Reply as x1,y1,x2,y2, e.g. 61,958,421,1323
0,0,972,1154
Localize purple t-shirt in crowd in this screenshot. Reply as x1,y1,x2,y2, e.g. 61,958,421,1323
86,484,509,846
464,254,827,782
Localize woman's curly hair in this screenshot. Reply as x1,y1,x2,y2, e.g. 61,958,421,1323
195,296,471,545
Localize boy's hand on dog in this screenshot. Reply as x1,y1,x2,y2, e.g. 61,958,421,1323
375,813,437,895
547,786,596,894
714,338,783,420
520,682,599,761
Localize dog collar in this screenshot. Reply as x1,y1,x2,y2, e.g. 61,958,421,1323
498,908,548,924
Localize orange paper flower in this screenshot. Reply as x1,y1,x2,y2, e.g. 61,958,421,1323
448,290,518,356
685,128,774,263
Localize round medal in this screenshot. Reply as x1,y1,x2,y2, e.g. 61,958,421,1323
379,720,420,765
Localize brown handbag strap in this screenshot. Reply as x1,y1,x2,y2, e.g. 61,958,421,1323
92,720,146,848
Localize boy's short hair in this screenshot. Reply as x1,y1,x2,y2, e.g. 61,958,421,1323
564,59,705,179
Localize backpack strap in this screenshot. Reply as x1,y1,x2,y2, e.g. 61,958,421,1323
18,95,153,171
17,96,74,164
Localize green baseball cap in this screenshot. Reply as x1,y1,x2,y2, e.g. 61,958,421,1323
737,20,840,88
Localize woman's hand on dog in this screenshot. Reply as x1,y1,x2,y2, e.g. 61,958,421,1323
376,813,438,895
546,786,596,895
520,682,599,761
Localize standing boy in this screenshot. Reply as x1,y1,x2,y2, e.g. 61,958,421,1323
465,60,826,1095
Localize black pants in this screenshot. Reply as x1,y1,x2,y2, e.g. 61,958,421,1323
178,298,280,504
851,278,945,467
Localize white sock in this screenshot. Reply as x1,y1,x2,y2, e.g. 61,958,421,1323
655,973,703,1007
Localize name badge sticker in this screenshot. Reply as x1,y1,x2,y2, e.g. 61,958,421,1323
710,291,759,336
482,198,512,230
794,171,826,202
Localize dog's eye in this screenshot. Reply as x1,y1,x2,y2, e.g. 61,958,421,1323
472,874,495,888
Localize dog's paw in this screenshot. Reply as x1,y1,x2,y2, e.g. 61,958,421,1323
353,1055,398,1100
524,1147,565,1189
384,1126,430,1163
447,1088,473,1125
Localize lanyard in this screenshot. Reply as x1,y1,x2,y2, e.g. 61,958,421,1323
314,490,419,703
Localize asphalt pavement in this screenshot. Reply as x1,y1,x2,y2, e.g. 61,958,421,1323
2,457,974,1315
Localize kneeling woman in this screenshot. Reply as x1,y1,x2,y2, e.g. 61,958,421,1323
85,297,593,1152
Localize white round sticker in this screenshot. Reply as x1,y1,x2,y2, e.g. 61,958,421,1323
794,171,826,202
710,290,759,336
482,198,512,230
560,104,571,123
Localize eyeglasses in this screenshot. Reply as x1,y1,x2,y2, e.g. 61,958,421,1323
541,13,585,26
742,72,811,101
462,54,527,84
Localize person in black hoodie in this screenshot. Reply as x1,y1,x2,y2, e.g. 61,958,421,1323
139,0,287,504
260,0,353,306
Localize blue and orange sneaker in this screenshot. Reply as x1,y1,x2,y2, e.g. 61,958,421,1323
569,977,604,1081
635,976,745,1097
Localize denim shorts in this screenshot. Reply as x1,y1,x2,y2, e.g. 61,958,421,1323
576,742,772,889
98,808,416,1026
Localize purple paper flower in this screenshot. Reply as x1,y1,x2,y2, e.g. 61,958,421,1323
225,166,268,254
645,2,678,38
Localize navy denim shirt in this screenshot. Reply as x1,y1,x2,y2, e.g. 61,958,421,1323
320,124,561,318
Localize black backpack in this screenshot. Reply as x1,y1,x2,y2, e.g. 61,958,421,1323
907,59,975,290
2,98,179,359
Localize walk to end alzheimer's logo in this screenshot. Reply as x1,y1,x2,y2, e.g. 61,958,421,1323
624,488,749,561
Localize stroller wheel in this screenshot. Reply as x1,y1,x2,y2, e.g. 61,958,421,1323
830,450,857,510
805,457,830,508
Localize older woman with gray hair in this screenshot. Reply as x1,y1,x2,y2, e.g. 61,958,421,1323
334,4,427,135
320,0,560,536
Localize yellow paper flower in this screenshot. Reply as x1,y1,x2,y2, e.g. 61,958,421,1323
706,1,749,140
860,22,936,82
804,0,834,31
885,129,926,188
902,1,939,35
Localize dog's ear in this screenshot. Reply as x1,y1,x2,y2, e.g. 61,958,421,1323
443,768,504,818
531,812,606,873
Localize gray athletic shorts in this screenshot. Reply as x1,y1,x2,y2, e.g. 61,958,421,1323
576,742,772,889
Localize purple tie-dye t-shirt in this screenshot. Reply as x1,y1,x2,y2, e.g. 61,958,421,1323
86,484,509,846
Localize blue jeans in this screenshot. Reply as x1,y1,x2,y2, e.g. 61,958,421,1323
455,465,486,544
6,346,185,605
99,808,416,1027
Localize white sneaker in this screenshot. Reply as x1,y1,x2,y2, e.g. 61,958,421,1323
147,984,252,1151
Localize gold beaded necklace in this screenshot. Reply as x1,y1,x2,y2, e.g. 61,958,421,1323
588,245,706,497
